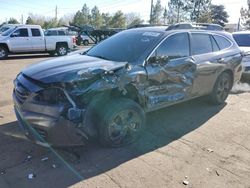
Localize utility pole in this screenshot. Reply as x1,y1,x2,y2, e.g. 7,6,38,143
238,18,241,31
55,6,58,20
21,14,23,24
150,0,153,24
177,0,180,23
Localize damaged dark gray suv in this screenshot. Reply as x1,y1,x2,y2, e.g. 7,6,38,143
13,27,243,147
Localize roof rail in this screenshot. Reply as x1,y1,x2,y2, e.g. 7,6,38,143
166,23,224,31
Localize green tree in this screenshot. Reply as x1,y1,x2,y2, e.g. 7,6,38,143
187,0,211,22
241,0,250,28
167,0,189,24
210,4,228,26
150,0,163,24
91,6,102,28
73,11,84,26
109,11,126,28
26,16,35,24
72,4,90,26
163,7,168,24
8,18,19,24
197,11,212,23
101,13,112,28
43,19,58,29
125,13,144,27
81,3,91,25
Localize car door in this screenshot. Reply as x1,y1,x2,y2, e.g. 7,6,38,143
145,32,197,110
190,32,226,96
30,28,45,51
9,28,32,52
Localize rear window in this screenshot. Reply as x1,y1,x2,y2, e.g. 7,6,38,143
58,30,66,35
31,28,41,37
45,30,57,36
214,35,231,50
191,33,213,55
233,34,250,47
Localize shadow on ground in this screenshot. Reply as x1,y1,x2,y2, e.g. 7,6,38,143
0,98,225,188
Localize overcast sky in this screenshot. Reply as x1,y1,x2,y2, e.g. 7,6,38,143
0,0,248,24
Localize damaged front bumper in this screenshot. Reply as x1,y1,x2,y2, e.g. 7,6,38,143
13,74,88,147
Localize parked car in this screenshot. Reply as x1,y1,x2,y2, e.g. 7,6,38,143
13,27,242,148
0,24,20,34
80,32,92,45
232,31,250,79
0,25,75,59
44,27,78,37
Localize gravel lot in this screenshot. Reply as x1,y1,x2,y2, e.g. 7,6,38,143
0,53,250,188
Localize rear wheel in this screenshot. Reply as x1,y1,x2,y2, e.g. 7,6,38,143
210,72,232,105
0,46,8,60
56,44,68,56
99,98,145,147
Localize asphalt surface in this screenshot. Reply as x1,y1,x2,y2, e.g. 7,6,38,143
0,52,250,188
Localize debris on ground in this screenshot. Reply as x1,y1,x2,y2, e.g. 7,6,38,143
28,173,36,179
183,180,189,185
231,82,250,94
207,148,214,153
52,164,57,169
41,157,49,162
216,170,220,176
0,170,6,175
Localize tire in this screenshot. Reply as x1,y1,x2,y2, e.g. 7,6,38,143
98,98,145,147
56,44,68,56
83,40,89,46
0,46,8,60
209,72,232,105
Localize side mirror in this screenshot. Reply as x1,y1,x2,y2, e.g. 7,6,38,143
10,33,18,37
242,51,250,57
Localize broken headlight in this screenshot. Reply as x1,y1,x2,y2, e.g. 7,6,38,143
102,72,118,84
34,88,67,104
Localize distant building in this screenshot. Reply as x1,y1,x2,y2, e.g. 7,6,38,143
224,23,244,33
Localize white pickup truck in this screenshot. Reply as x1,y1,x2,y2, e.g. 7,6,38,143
0,25,75,59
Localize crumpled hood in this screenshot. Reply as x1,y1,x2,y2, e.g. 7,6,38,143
22,54,128,83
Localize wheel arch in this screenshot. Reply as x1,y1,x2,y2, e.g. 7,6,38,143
56,42,69,49
0,43,10,52
222,69,234,89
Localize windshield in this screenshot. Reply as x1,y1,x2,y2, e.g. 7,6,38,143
233,34,250,47
0,26,10,34
1,27,16,36
86,30,163,63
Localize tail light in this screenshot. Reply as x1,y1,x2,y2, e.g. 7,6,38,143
73,36,76,44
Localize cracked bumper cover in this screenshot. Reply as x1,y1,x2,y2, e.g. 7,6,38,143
13,75,87,147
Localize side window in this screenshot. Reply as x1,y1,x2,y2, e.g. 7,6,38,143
191,33,213,55
150,33,190,63
58,30,66,35
214,35,231,50
211,36,220,52
12,28,29,37
31,29,41,37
